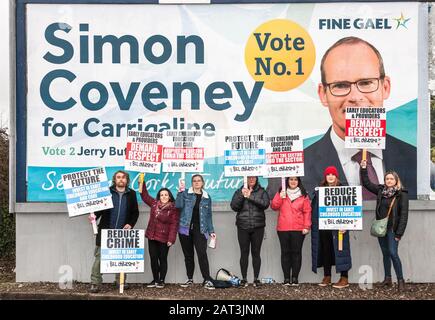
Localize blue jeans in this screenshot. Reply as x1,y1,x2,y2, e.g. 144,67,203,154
377,229,404,280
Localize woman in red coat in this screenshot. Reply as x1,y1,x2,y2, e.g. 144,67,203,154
141,181,179,288
271,177,311,286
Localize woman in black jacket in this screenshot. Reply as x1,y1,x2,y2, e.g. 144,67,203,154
230,176,270,287
360,160,409,291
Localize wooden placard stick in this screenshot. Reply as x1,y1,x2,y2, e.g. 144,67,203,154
138,173,145,193
119,272,125,294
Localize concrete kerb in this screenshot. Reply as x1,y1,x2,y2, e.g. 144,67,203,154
0,291,143,300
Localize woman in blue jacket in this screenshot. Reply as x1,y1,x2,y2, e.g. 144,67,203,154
176,174,216,290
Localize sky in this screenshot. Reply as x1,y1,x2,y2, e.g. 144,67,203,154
0,1,10,129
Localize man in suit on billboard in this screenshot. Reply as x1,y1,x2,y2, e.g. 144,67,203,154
267,37,416,200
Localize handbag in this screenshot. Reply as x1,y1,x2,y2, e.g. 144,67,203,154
370,196,396,237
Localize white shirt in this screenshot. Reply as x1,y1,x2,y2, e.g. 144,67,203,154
330,129,384,186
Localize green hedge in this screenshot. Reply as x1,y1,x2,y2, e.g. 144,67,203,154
0,206,15,259
0,127,12,258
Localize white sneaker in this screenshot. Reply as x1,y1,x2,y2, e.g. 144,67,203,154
180,279,193,288
204,280,215,290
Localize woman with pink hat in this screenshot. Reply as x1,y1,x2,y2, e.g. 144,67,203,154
310,166,352,289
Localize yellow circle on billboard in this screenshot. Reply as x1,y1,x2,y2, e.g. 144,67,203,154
245,19,316,92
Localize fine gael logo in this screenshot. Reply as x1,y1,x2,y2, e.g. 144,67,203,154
393,13,411,29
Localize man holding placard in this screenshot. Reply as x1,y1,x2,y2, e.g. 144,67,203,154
89,170,139,293
100,229,145,293
301,36,416,199
62,167,114,234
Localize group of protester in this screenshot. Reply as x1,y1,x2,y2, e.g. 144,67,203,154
89,158,408,293
88,36,410,293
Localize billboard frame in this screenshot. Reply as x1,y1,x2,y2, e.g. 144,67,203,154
11,0,431,211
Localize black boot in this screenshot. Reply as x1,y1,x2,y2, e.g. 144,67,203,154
291,277,299,286
89,284,101,293
398,279,406,292
380,276,392,287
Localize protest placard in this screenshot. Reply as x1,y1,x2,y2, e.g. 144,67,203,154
345,107,386,149
162,130,204,173
100,229,145,274
224,134,266,178
62,167,113,218
318,186,363,230
264,134,304,178
125,130,163,173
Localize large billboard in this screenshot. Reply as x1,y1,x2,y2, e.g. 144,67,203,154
20,1,421,202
